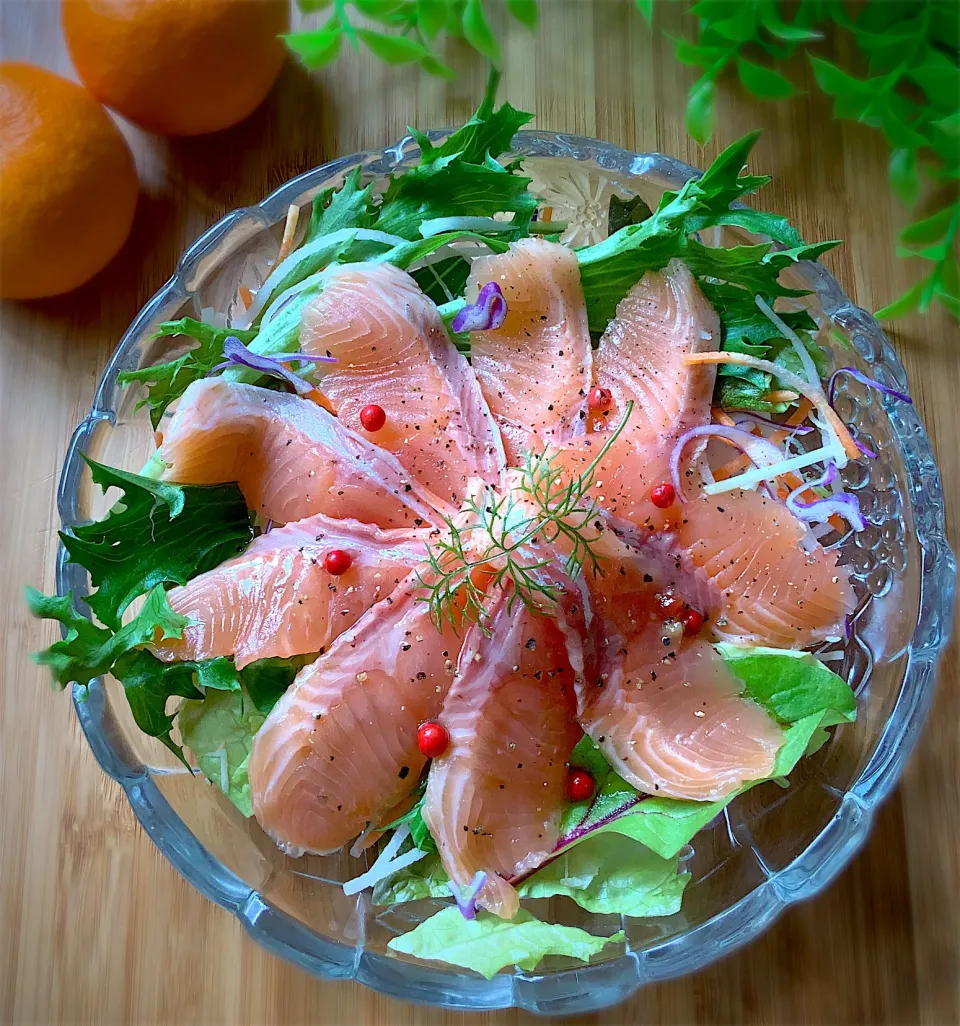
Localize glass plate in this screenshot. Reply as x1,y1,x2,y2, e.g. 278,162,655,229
56,131,956,1015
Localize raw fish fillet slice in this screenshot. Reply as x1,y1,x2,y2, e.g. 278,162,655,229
577,623,783,801
155,515,428,668
576,538,784,801
466,238,593,463
675,490,856,647
159,378,440,529
247,569,462,855
423,587,582,919
553,260,719,530
299,262,505,509
590,258,719,446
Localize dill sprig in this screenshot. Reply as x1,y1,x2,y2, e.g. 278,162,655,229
420,402,634,632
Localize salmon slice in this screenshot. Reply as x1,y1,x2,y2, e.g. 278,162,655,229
159,378,440,529
674,489,855,647
590,258,719,445
247,570,462,856
466,238,592,463
553,260,719,529
154,515,428,668
299,262,505,509
577,622,783,801
423,587,581,919
579,538,783,800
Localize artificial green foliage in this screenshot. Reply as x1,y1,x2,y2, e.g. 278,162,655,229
285,0,537,76
649,0,960,320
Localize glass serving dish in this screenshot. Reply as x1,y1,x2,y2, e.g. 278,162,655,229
57,131,955,1015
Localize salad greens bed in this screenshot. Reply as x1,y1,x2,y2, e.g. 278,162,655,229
31,75,859,978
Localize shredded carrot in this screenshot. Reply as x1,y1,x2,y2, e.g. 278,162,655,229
712,407,737,427
275,203,301,264
764,389,800,403
238,285,254,310
786,397,813,427
542,206,553,222
154,430,164,447
712,453,753,482
683,352,861,461
305,387,336,415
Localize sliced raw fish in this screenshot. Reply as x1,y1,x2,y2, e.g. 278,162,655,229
247,570,462,856
423,587,581,919
159,378,440,529
299,262,505,509
466,238,592,462
675,489,856,647
579,540,784,800
154,515,428,668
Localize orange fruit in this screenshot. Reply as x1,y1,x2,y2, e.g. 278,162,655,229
62,0,289,137
0,63,138,300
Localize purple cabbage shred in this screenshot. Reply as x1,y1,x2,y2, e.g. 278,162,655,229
208,336,335,396
451,282,507,334
448,871,487,920
828,366,912,407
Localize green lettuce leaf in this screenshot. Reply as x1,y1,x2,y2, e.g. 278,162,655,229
557,646,857,859
240,656,302,714
372,853,450,905
118,320,258,429
575,130,836,373
306,166,378,243
388,906,624,978
516,834,689,917
179,687,266,816
58,457,253,630
27,583,187,690
411,69,532,168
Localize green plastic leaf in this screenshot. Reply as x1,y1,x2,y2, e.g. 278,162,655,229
686,76,716,146
517,834,689,917
758,4,822,42
889,148,921,206
932,112,960,138
635,0,653,24
388,907,624,978
416,0,448,38
118,320,258,429
357,28,430,64
709,5,759,42
900,207,956,246
58,458,253,631
282,28,343,67
462,0,501,65
737,58,798,100
179,687,267,816
507,0,538,29
874,282,924,320
809,56,870,100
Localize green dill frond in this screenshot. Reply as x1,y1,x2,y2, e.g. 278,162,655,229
419,402,634,632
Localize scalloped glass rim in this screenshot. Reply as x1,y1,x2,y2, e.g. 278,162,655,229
55,131,955,1015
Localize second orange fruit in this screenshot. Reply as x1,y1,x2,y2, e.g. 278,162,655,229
63,0,289,136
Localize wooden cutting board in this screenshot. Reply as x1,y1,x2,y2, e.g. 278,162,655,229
2,2,957,1023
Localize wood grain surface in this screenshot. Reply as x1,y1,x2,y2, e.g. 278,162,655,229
2,2,958,1024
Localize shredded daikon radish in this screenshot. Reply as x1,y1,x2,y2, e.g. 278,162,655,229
703,444,842,495
342,824,428,895
755,295,820,389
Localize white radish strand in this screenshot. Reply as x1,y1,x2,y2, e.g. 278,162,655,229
342,823,428,895
702,444,842,496
755,295,820,389
683,351,861,465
